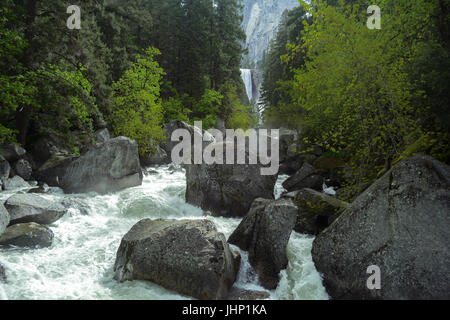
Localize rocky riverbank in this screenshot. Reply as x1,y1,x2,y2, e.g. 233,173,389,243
1,121,449,300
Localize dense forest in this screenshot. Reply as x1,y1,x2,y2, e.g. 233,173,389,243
0,0,255,158
261,0,450,197
1,0,449,193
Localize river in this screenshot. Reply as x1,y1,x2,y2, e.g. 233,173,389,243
0,165,328,300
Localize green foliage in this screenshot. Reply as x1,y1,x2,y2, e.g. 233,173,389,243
262,0,450,187
110,47,165,156
191,89,223,129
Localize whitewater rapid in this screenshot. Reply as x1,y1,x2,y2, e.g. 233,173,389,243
0,166,328,300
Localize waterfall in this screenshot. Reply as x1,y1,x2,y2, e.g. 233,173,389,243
240,68,253,101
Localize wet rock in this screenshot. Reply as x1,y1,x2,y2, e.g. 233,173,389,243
0,155,11,181
282,162,324,192
0,203,10,236
0,222,53,248
0,264,6,283
228,198,297,289
2,176,30,190
141,145,170,166
185,141,278,217
27,182,50,194
226,288,270,300
5,193,67,225
14,159,32,180
0,144,26,162
60,197,91,215
114,218,239,300
283,189,348,235
35,137,143,194
312,155,450,299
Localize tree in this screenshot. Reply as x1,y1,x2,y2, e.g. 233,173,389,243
110,47,165,156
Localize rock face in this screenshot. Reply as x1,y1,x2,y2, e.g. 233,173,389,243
5,193,67,225
0,203,10,236
0,222,53,248
114,219,240,300
242,0,299,65
14,159,32,180
312,155,450,299
282,162,324,192
283,188,348,235
35,136,143,194
185,141,277,217
228,198,297,289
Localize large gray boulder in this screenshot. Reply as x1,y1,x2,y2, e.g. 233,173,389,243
0,222,53,248
0,144,26,162
2,176,30,190
283,188,348,235
186,162,277,217
185,139,277,217
14,159,32,180
282,162,324,192
228,198,298,289
114,219,240,300
312,155,450,299
35,136,143,194
161,120,215,156
0,203,10,235
5,193,67,225
140,145,170,166
0,155,11,181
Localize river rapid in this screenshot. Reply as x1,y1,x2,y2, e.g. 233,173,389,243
0,165,328,300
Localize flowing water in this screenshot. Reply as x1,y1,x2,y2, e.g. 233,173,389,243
0,165,328,300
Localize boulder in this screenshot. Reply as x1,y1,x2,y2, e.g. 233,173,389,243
29,136,70,167
60,197,91,215
312,155,450,299
114,219,240,300
282,162,324,192
0,155,11,180
228,198,298,289
0,144,26,162
283,188,348,235
35,136,143,194
95,128,111,143
0,264,6,283
0,203,10,235
226,288,270,300
0,222,53,248
185,141,277,217
2,176,30,190
140,145,170,166
27,182,50,194
279,129,298,162
14,159,32,180
5,193,67,225
161,120,215,155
